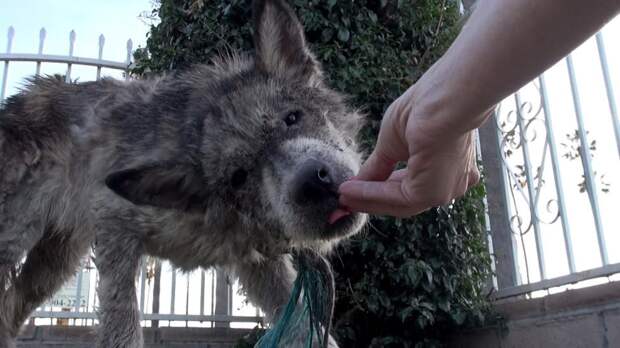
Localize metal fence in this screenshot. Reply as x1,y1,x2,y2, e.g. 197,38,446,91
481,21,620,300
1,26,263,328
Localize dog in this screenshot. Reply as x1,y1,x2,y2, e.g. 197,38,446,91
0,0,366,346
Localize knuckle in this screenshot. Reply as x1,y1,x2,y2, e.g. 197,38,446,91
469,169,481,185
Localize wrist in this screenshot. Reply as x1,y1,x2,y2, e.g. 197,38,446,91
409,62,492,140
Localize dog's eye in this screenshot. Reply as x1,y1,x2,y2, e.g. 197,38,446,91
231,169,248,189
284,111,302,126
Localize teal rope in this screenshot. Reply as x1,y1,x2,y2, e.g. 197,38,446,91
256,250,334,348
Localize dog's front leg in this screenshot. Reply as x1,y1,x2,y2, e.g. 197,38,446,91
94,228,143,348
235,255,339,348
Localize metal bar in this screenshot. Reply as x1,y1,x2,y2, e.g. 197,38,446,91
479,113,520,289
1,26,15,102
493,262,620,300
565,54,609,265
538,74,576,273
498,126,523,287
475,129,499,291
170,267,176,315
74,265,83,313
532,140,549,209
35,28,46,76
185,273,190,327
125,39,133,80
31,311,263,323
0,53,131,70
214,268,230,328
66,30,75,82
515,91,547,280
595,32,620,159
210,269,215,327
151,260,161,328
228,281,233,316
96,34,104,80
139,260,147,313
200,270,205,317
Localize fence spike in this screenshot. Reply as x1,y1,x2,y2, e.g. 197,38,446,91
35,28,47,76
38,28,46,54
66,30,76,82
96,34,105,81
98,34,105,59
126,39,133,63
69,30,76,56
1,26,15,101
6,26,14,53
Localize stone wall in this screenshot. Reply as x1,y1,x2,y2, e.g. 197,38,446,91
448,282,620,347
18,326,252,348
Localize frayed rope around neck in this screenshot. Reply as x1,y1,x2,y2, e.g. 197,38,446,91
256,249,335,348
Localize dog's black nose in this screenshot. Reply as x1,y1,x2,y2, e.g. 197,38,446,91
293,159,336,205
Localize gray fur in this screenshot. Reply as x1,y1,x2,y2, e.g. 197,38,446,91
0,1,366,347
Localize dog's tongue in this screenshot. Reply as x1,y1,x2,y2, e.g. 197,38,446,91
328,207,351,225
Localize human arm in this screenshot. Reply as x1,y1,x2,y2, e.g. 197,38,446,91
339,0,620,217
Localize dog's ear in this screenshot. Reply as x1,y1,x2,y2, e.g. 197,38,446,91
105,162,206,212
252,0,322,84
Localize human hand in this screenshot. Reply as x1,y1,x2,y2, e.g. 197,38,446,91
338,86,484,217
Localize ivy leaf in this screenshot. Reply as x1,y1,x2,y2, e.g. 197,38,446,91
337,28,350,42
399,307,414,322
452,310,467,325
321,28,334,42
425,269,434,286
368,11,378,23
438,300,451,312
407,265,420,286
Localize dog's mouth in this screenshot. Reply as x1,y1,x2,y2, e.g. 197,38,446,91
328,206,351,225
319,205,362,240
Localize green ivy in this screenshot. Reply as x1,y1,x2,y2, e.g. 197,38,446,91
331,184,492,347
134,0,493,346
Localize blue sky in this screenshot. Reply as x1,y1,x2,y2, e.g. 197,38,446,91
0,0,154,94
0,0,153,57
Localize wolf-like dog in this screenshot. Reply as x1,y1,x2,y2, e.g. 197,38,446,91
0,0,367,347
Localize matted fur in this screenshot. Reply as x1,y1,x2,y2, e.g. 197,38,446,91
0,1,366,347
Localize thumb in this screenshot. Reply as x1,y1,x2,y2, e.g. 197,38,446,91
356,101,410,181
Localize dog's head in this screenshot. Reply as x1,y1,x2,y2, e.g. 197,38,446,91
105,0,367,248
